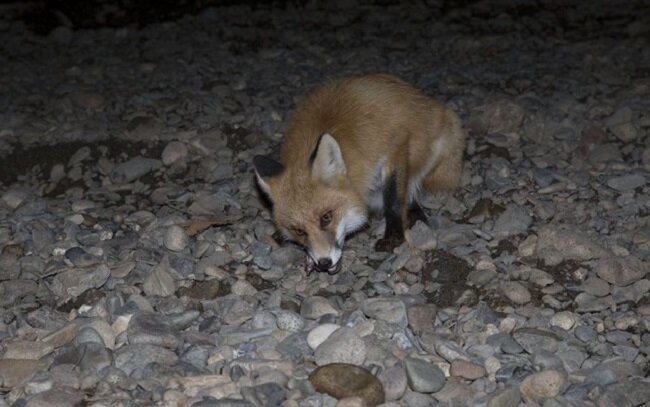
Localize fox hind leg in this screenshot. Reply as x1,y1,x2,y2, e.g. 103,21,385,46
375,170,408,252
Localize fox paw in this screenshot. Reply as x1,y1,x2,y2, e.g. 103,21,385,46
374,235,403,253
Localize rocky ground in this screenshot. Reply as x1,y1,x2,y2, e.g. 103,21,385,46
0,1,649,406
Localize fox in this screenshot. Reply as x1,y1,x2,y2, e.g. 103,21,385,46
253,74,465,274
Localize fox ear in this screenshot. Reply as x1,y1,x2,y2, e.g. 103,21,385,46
311,133,346,185
253,155,284,196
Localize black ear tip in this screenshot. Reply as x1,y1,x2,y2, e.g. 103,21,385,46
253,155,285,177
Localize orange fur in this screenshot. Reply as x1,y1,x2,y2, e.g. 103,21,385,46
254,74,465,270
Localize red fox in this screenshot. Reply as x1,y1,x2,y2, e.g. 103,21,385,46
254,74,465,274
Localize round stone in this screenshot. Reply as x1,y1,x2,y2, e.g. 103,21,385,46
550,311,578,331
450,359,487,380
309,363,385,407
164,225,189,252
519,370,567,403
314,327,367,366
501,281,531,304
404,357,446,393
308,324,342,350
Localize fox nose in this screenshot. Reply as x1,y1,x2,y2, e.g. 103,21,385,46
317,258,332,269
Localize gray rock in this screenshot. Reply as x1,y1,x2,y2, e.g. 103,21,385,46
593,256,647,287
581,276,611,296
574,293,612,312
535,225,608,266
75,326,106,347
399,391,436,407
404,221,437,250
519,370,568,403
493,204,532,236
512,328,560,354
64,247,101,268
127,311,181,348
470,100,525,135
192,399,255,407
575,326,598,343
110,157,161,183
501,281,532,304
314,327,366,366
161,141,188,165
78,342,111,372
362,297,408,327
241,382,286,406
50,264,110,299
487,386,521,407
164,225,189,252
607,174,646,191
378,364,407,401
143,258,177,297
300,296,339,319
24,387,83,407
404,357,446,393
114,344,178,376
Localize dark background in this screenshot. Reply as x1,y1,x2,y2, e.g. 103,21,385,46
2,0,649,38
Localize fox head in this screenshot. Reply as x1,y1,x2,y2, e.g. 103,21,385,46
253,133,367,274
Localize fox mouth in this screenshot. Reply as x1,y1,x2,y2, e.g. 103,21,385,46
305,256,342,275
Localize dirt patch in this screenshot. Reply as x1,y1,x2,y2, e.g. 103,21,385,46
421,249,473,308
0,139,164,189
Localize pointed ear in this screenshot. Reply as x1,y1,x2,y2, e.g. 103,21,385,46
253,155,284,196
310,133,346,185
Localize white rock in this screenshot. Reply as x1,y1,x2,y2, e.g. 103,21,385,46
164,225,189,252
307,324,341,350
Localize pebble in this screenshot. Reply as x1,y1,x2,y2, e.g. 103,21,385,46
110,157,161,183
404,221,437,250
404,357,446,393
550,311,578,331
314,327,367,366
593,256,647,287
519,370,567,403
361,298,408,327
487,386,521,407
450,359,487,380
301,296,340,319
501,281,531,305
534,225,608,266
162,141,189,165
377,365,407,401
164,225,190,251
607,174,646,191
309,363,385,407
2,341,54,360
126,311,181,348
307,324,342,350
512,328,560,354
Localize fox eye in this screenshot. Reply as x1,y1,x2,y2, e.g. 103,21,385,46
320,211,332,228
294,228,306,237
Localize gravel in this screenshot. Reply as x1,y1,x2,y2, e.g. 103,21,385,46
0,0,649,406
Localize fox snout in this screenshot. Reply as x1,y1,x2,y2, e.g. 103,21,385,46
305,250,343,275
